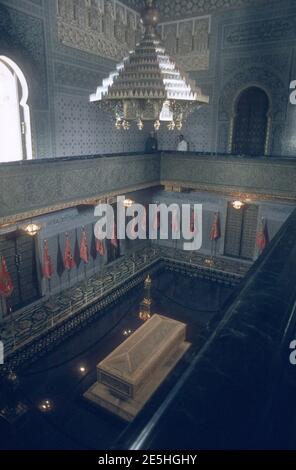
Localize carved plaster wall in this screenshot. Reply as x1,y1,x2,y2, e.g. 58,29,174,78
121,0,273,20
57,0,141,61
158,16,210,72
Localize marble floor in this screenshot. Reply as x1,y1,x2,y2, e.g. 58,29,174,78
0,269,233,450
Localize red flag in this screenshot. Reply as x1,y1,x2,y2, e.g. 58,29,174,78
210,212,221,241
64,234,76,270
80,228,89,263
96,238,105,256
111,220,118,247
0,256,13,298
256,219,269,251
42,240,54,279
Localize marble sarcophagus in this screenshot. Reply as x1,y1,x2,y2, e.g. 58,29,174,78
84,314,190,421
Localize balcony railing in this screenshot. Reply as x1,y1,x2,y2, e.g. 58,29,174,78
114,207,296,450
1,151,296,225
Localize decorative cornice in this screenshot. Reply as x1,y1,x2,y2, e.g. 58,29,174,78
160,180,296,203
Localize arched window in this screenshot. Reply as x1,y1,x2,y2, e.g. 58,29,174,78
0,56,32,162
232,86,269,157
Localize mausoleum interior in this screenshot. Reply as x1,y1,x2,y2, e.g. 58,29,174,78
1,0,296,452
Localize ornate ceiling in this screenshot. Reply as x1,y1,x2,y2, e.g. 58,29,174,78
121,0,272,21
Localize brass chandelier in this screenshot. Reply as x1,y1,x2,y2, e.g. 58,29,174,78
90,0,209,131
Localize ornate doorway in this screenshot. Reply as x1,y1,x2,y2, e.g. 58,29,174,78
232,87,269,156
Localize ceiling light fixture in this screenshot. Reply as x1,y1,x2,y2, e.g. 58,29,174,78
232,200,244,210
123,198,134,208
90,0,209,131
21,222,42,236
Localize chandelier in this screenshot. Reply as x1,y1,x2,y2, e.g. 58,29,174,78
90,0,209,131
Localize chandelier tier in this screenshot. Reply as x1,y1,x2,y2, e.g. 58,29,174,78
90,0,209,130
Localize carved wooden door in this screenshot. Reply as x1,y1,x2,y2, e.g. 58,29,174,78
232,87,269,156
224,203,258,260
0,232,40,313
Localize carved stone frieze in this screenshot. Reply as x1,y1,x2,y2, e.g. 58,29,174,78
223,53,291,77
121,0,272,21
57,0,141,60
160,16,210,71
223,17,296,48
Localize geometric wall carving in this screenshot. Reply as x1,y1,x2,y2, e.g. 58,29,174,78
0,3,48,108
218,123,229,154
160,152,296,200
219,66,287,122
223,17,296,48
159,16,210,71
57,0,142,61
0,152,160,222
54,93,147,157
223,53,291,77
122,0,272,21
32,111,53,159
271,123,284,156
57,1,211,71
54,62,105,91
157,106,211,153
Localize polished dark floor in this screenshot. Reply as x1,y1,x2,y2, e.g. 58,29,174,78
0,270,232,450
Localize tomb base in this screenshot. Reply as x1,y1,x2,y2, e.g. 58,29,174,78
84,340,190,422
84,314,190,421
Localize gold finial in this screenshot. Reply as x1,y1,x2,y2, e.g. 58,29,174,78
141,0,159,31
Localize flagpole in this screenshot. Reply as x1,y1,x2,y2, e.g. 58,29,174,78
92,223,97,274
84,262,87,304
48,278,54,327
75,228,79,283
12,308,16,350
57,234,62,293
7,303,16,351
0,295,7,318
